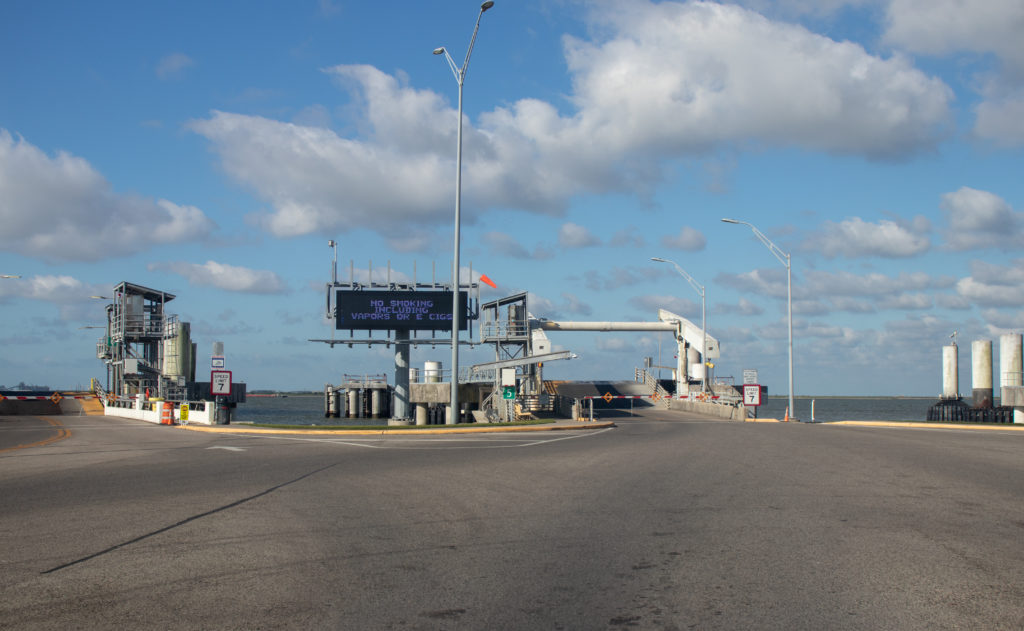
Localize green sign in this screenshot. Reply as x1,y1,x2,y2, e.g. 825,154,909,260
502,386,516,400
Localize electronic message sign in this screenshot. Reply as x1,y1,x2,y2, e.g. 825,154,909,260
335,290,469,331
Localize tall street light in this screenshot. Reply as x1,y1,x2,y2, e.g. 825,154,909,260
434,0,495,424
1,275,21,279
650,257,707,394
721,218,796,421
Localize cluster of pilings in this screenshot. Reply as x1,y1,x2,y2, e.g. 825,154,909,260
928,334,1023,423
324,375,391,419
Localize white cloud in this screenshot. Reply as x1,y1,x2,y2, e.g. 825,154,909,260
935,294,972,310
883,0,1024,72
940,187,1024,250
828,297,876,314
956,277,1024,307
807,216,929,258
608,226,646,248
803,269,953,297
569,1,952,159
974,95,1024,146
981,308,1024,331
480,231,553,260
954,260,1024,308
717,297,764,316
632,294,700,319
584,266,664,291
0,274,104,303
717,268,788,299
0,130,216,262
156,53,194,80
148,261,289,294
878,292,933,310
594,337,632,352
660,226,706,251
482,231,531,258
558,222,601,248
191,2,954,240
884,0,1024,145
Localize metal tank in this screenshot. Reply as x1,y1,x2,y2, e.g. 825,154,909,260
942,344,958,399
972,340,993,409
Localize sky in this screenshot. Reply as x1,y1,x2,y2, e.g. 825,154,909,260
1,0,1023,398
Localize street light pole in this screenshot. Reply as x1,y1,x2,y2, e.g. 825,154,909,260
434,1,495,425
650,257,707,394
721,218,796,420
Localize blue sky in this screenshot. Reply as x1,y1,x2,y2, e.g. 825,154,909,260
2,0,1023,397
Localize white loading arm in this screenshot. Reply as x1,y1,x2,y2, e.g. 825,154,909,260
658,309,719,358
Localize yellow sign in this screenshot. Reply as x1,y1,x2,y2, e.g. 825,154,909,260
180,403,189,421
602,392,614,403
50,392,63,403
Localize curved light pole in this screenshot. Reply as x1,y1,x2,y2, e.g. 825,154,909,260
650,257,707,394
721,218,796,421
434,0,495,424
1,275,21,279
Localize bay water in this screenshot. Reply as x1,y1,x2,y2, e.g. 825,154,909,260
235,394,938,425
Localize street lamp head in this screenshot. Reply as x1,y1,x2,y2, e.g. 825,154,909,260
433,47,446,55
721,218,740,224
481,1,495,11
650,257,668,263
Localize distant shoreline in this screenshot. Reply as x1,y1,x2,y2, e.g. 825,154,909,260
763,395,937,400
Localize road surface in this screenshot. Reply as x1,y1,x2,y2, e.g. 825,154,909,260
2,411,1022,629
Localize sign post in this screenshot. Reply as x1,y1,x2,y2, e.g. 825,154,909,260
211,370,232,425
743,383,762,420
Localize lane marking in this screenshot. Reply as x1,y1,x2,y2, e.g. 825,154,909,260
227,426,615,450
0,417,71,453
207,445,246,452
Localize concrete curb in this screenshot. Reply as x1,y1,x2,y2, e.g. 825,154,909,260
826,420,1024,431
177,421,616,436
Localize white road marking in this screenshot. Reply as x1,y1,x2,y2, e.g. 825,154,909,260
231,427,615,450
207,445,246,452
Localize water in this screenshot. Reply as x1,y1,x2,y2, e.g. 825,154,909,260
234,394,939,425
234,395,387,426
750,397,935,422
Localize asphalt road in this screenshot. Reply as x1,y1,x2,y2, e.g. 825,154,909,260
1,411,1022,630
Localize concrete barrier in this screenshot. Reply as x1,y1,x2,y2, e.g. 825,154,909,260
667,398,747,420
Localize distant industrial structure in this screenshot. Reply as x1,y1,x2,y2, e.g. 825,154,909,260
928,333,1023,423
313,257,742,425
95,282,244,424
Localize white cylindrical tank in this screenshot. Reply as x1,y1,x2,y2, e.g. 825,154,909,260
1000,333,1023,390
347,389,358,418
371,389,381,418
942,344,959,399
972,339,993,409
686,347,701,381
425,361,442,383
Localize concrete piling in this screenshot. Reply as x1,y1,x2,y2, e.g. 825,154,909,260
972,340,993,409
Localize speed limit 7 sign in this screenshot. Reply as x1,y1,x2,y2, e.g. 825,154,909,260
743,384,761,406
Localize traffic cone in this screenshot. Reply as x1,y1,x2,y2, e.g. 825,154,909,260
783,407,789,422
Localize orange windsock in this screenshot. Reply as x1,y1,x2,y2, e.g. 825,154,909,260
479,274,497,289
